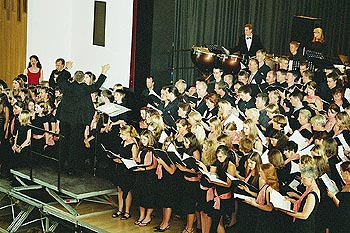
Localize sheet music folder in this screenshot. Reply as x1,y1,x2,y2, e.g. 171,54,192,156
96,103,131,117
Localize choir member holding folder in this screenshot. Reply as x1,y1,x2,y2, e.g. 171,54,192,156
235,152,261,233
200,145,235,233
153,140,177,232
133,130,158,227
327,161,350,233
176,132,201,233
112,125,139,220
280,165,320,233
244,163,282,233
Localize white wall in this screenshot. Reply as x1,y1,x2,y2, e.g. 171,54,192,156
27,0,133,88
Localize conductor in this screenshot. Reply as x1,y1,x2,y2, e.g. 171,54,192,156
56,64,110,175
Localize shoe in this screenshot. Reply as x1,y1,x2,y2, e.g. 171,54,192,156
154,225,161,230
112,210,123,218
134,219,144,225
182,228,194,233
155,225,170,232
139,219,152,226
120,212,131,220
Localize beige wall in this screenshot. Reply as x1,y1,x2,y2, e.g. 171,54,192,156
0,0,27,88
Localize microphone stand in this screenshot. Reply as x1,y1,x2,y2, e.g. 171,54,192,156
28,124,65,192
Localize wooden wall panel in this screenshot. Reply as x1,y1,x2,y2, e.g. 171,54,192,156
0,0,27,88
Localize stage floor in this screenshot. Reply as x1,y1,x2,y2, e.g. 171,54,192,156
11,166,117,199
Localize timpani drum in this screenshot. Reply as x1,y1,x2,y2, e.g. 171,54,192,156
191,46,218,74
219,54,242,74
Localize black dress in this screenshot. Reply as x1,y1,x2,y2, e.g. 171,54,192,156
235,175,259,233
115,141,136,198
254,185,282,233
179,153,200,215
11,125,30,168
134,147,157,209
293,191,320,233
333,192,350,233
155,150,177,209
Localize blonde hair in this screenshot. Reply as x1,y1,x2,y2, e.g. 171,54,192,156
266,103,280,115
218,100,233,119
19,110,31,126
209,117,222,134
201,140,218,167
188,111,202,125
120,125,139,138
191,124,206,145
335,112,350,130
243,119,258,141
245,108,259,122
268,149,285,169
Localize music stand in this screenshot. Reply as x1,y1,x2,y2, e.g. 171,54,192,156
28,125,65,191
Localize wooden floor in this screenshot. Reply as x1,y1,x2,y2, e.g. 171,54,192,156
54,199,186,233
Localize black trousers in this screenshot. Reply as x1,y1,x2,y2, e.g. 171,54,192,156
59,121,85,172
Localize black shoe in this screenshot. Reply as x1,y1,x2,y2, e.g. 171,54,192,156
155,225,170,232
120,212,131,220
112,210,123,218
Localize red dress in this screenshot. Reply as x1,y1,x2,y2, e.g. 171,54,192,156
27,68,41,85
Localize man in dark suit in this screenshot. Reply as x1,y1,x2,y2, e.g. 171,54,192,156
56,64,109,175
49,58,72,91
231,24,264,58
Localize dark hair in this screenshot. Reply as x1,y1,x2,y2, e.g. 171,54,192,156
101,89,115,102
283,141,298,153
290,91,304,102
238,85,252,95
184,132,201,155
85,71,96,82
340,161,350,173
27,55,42,69
56,58,65,65
165,85,179,97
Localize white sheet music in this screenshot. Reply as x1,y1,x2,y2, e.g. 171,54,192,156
234,193,255,201
289,130,308,151
338,146,348,162
158,131,168,143
298,144,313,156
337,134,350,151
101,143,121,159
167,143,181,157
270,189,294,212
288,179,301,192
320,173,339,194
223,111,243,131
290,161,300,174
261,149,269,164
199,168,227,185
335,162,346,184
149,89,161,100
96,103,131,117
121,158,146,169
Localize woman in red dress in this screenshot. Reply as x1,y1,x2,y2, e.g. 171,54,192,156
23,55,43,85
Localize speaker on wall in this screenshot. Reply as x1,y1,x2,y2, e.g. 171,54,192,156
291,16,322,49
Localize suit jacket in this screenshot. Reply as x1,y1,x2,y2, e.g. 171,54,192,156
233,34,263,57
49,69,71,90
56,74,106,125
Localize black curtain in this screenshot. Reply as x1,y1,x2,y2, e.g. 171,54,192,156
173,0,350,84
